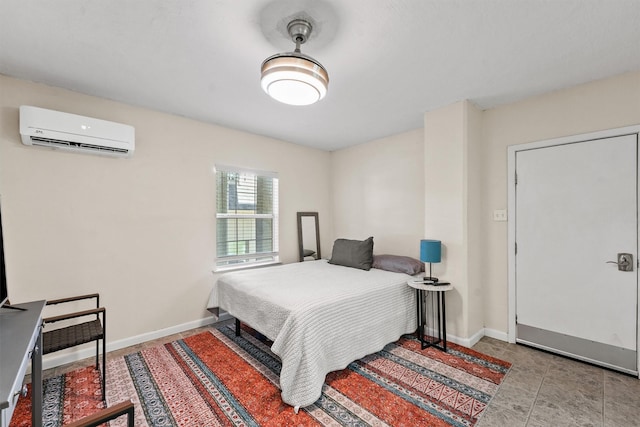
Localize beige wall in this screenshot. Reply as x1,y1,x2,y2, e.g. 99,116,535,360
423,100,483,341
0,75,332,351
330,72,640,345
2,69,637,364
481,71,640,335
330,129,424,257
465,102,484,337
423,102,466,338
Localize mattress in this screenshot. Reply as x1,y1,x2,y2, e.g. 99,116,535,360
207,259,417,408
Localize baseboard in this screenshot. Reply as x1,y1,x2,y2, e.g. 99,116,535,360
41,313,232,371
421,325,484,348
434,328,507,348
41,315,507,371
465,328,486,347
444,329,481,348
483,328,508,342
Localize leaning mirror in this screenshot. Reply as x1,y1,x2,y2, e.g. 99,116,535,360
297,212,321,262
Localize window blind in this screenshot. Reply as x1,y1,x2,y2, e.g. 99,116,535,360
215,166,279,269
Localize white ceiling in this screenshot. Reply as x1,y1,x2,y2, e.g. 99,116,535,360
1,0,639,151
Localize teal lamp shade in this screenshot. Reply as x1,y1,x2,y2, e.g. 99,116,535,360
420,239,441,263
420,239,441,281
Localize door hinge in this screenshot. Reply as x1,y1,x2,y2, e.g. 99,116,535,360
515,172,518,185
515,242,518,255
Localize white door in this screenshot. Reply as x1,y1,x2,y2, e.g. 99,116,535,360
515,134,638,373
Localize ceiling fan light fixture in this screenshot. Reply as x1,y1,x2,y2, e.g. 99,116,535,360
261,19,329,106
261,54,328,106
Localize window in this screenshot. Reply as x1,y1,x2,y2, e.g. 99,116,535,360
215,166,279,270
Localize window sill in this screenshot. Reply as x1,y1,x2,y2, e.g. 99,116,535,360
213,260,282,274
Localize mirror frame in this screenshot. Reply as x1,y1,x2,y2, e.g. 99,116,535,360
297,212,321,262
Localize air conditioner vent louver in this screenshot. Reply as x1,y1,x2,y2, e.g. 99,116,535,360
19,106,135,158
30,137,129,154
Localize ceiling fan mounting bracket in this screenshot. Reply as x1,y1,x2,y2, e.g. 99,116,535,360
287,19,312,45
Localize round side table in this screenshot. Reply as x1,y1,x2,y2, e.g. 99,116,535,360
407,280,453,351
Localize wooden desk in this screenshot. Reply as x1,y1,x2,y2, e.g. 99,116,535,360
0,300,45,427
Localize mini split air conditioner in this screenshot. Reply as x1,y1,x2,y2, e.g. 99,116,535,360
19,106,135,158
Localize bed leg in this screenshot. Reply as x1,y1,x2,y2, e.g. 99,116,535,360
235,318,241,336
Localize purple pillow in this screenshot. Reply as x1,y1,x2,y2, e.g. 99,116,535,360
372,254,424,275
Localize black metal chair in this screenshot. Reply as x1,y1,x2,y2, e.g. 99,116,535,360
42,293,106,399
65,400,134,427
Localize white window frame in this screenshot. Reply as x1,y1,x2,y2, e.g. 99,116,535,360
214,165,279,271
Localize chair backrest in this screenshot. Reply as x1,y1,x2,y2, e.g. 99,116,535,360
64,400,134,427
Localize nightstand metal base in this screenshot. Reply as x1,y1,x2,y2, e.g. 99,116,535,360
415,288,447,352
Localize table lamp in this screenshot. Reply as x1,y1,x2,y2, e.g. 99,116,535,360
420,239,441,282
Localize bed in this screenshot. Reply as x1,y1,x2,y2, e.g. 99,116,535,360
207,257,419,410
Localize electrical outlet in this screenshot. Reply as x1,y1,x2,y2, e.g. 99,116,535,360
493,209,507,221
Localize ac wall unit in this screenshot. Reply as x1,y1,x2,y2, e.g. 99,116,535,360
19,106,135,158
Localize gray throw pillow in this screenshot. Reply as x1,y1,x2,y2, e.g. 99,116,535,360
372,254,425,275
328,237,374,270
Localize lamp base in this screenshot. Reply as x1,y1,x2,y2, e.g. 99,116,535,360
423,276,439,282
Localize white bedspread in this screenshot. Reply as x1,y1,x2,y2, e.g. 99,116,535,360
207,260,417,408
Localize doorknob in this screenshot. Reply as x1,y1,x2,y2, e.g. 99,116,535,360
606,253,633,271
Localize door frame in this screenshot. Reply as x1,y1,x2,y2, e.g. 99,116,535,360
507,125,640,372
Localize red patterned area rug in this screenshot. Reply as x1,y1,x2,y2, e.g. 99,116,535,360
10,366,104,427
11,325,511,427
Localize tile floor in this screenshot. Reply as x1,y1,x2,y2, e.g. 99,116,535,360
473,337,640,427
39,325,640,427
